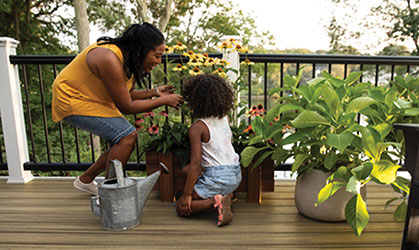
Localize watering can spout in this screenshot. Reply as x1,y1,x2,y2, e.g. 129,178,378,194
136,162,169,210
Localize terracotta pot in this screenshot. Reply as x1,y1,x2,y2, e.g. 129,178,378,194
295,168,366,222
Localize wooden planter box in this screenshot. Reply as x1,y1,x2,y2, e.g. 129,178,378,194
145,151,275,203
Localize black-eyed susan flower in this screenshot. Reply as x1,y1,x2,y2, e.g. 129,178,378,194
174,42,187,51
213,67,227,78
241,58,254,66
203,57,215,66
165,45,174,54
172,63,187,72
189,66,202,76
187,57,202,67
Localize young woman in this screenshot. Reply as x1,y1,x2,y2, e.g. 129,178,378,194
52,23,183,195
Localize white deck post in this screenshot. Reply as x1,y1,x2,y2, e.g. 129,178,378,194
0,37,34,183
221,35,241,83
221,35,241,126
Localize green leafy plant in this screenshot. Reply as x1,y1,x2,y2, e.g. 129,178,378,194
241,69,415,236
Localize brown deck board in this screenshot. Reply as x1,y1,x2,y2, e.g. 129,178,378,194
0,179,404,249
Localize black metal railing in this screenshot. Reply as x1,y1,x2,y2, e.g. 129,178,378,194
0,53,418,172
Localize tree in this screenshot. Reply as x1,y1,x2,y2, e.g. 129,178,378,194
74,0,90,50
326,0,419,55
87,0,274,52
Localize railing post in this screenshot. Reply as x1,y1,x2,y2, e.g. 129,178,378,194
221,35,240,83
221,35,241,126
0,37,34,183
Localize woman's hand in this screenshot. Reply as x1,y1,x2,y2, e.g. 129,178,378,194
162,94,184,109
156,85,175,96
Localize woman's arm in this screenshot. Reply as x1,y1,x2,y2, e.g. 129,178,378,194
130,85,175,100
86,48,182,114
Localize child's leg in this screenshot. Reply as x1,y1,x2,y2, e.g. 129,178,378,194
214,193,233,227
176,191,216,216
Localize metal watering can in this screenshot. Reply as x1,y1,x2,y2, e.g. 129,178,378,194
91,159,169,230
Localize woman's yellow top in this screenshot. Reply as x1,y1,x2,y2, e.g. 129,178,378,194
52,42,134,122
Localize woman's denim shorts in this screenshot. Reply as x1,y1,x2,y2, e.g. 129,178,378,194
63,115,135,147
194,165,242,199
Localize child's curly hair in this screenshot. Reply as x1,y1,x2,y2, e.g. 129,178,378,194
182,73,235,119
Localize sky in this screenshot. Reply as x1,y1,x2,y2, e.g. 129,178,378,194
237,0,332,52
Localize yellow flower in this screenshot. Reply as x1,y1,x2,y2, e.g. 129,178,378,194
165,45,174,54
183,50,195,58
218,41,229,50
216,59,230,66
172,63,187,72
213,67,227,78
173,42,187,51
203,57,216,66
231,43,243,52
189,66,203,76
187,56,202,67
241,58,254,65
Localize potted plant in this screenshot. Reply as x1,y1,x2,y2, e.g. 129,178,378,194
241,69,415,236
139,39,276,202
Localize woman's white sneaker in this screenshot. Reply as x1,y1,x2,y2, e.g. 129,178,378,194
73,176,98,196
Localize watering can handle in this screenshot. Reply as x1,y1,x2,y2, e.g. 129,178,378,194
109,159,125,187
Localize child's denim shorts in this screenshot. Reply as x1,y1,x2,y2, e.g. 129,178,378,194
194,165,242,199
63,115,135,147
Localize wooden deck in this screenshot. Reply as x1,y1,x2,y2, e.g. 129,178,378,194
0,178,404,249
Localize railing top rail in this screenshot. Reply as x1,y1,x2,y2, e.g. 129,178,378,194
9,53,223,64
242,53,419,65
10,53,419,65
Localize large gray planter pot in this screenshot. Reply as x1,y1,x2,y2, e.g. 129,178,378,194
295,168,366,222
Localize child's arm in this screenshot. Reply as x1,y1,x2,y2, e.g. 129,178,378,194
177,121,206,215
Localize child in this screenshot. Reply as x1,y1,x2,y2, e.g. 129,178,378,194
176,73,242,227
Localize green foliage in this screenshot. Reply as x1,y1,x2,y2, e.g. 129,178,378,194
240,69,416,236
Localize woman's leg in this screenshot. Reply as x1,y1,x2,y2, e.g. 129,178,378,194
79,130,138,183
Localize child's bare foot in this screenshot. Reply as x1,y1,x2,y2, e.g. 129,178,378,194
214,194,232,227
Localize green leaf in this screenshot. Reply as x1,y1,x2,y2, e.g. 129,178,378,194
394,202,407,221
329,166,351,182
249,135,264,145
346,176,361,195
371,160,401,184
404,107,419,116
345,97,375,114
326,132,355,152
384,197,399,210
372,123,392,139
264,103,281,124
344,71,363,85
251,116,264,135
321,85,340,118
251,151,273,170
391,177,410,195
290,110,330,128
307,77,326,87
240,146,269,167
316,182,345,206
264,123,284,140
324,153,338,170
351,163,373,180
345,194,370,237
291,154,309,173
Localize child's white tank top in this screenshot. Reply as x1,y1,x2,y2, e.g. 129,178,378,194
197,116,240,167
